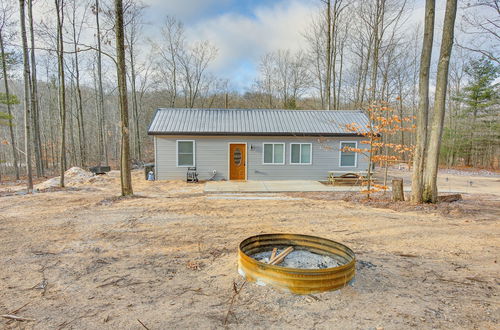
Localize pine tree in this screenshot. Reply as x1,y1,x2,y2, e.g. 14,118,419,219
0,110,12,126
458,57,499,166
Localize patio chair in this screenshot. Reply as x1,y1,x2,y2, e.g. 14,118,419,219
186,167,199,183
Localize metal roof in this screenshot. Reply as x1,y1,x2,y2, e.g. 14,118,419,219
148,108,368,136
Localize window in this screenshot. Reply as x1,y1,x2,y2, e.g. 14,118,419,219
263,143,285,164
290,143,312,164
339,141,357,167
177,140,195,167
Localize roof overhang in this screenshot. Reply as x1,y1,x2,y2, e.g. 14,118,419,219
148,132,361,137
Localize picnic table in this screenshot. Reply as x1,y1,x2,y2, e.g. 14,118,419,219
327,171,371,185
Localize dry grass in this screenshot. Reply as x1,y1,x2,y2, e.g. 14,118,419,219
0,170,499,329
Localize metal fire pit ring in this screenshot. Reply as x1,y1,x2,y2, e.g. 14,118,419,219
238,233,355,294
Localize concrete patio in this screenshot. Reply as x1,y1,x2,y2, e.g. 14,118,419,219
204,180,365,193
203,180,471,194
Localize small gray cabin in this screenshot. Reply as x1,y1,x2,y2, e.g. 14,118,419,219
148,108,369,181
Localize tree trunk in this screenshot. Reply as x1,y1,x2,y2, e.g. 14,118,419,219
71,2,86,167
27,0,44,178
73,75,84,166
331,6,337,110
392,178,404,201
422,0,458,203
411,0,435,203
354,44,365,107
169,40,177,108
325,0,331,110
370,0,384,103
465,104,478,167
115,0,133,196
336,25,347,109
67,84,76,166
95,0,107,166
46,65,56,170
19,0,33,192
360,36,373,106
0,33,20,180
55,0,66,187
129,41,141,161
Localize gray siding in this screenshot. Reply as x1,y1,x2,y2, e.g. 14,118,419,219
155,135,368,181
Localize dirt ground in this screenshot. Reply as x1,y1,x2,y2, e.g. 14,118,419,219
0,169,499,329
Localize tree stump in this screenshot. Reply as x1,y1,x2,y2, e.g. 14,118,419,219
392,178,404,202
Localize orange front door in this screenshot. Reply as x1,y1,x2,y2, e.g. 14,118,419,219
229,144,246,180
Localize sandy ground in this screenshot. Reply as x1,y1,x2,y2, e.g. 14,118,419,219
389,168,500,196
0,169,499,329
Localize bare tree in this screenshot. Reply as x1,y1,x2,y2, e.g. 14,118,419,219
329,0,349,109
254,50,310,109
335,23,349,109
289,51,311,105
55,0,67,187
153,16,185,107
27,0,44,177
422,0,458,203
275,49,292,107
255,52,276,108
67,0,89,166
324,0,332,109
178,40,217,108
358,0,407,102
459,0,499,64
92,0,108,166
367,0,384,102
304,16,326,108
411,0,435,203
19,0,33,192
0,1,19,180
115,0,133,196
306,0,349,109
124,1,145,161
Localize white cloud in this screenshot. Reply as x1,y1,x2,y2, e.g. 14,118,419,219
183,0,318,89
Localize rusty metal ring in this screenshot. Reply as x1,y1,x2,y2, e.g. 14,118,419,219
238,233,356,294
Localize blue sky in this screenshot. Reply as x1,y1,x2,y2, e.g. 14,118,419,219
144,0,317,24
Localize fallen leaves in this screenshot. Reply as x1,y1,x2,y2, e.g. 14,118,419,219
186,260,204,271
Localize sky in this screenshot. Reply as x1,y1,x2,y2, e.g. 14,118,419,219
31,0,488,91
141,0,322,91
28,0,470,92
137,0,466,91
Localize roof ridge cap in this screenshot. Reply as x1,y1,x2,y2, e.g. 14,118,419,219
156,108,364,112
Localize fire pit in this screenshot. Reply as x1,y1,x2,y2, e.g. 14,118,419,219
238,233,355,294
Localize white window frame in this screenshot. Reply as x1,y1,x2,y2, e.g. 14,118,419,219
290,143,312,165
262,143,285,165
176,140,195,167
339,141,358,168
